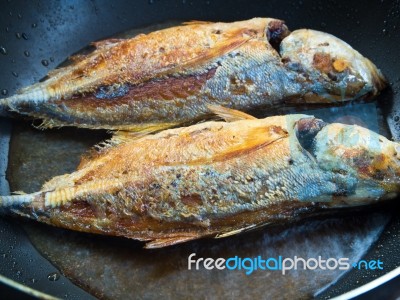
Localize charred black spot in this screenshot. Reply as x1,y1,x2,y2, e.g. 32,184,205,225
296,117,327,154
266,20,290,52
94,84,129,99
333,189,348,197
288,158,294,165
327,71,338,81
332,169,348,176
372,171,385,181
149,183,161,190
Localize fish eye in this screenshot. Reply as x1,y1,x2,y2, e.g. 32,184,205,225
266,20,289,51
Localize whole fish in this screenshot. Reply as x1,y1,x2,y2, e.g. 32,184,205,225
0,18,386,131
1,106,399,248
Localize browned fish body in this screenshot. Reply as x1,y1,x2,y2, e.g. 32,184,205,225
0,18,386,131
1,107,399,248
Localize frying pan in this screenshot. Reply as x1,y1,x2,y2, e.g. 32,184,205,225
0,0,399,299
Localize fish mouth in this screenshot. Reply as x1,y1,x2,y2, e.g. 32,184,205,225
363,58,387,95
327,178,399,208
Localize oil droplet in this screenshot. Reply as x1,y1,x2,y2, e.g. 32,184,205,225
5,27,10,32
17,13,22,19
1,253,7,258
50,57,54,62
22,33,28,40
148,0,154,3
383,28,388,35
394,116,399,122
12,71,18,77
1,89,8,96
16,270,21,277
16,32,21,39
47,272,60,281
24,50,30,57
41,59,49,66
31,278,37,284
0,46,7,55
31,23,37,28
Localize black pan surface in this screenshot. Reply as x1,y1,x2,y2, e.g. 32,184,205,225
0,0,399,299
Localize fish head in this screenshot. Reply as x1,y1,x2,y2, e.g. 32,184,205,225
301,119,400,205
280,29,387,103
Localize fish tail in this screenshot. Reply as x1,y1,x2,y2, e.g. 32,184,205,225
0,86,51,110
0,193,38,208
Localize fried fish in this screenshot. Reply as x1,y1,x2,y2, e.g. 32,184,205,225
1,106,398,248
0,18,386,131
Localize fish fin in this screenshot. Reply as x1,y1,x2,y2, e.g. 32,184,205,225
68,54,89,63
100,131,153,150
207,105,257,122
34,118,59,130
120,26,254,81
44,39,126,80
107,123,180,146
90,38,125,49
25,38,124,82
54,39,125,72
182,20,214,25
47,67,68,78
144,235,202,249
215,225,257,238
78,123,180,169
215,223,270,238
11,191,28,195
160,29,255,76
